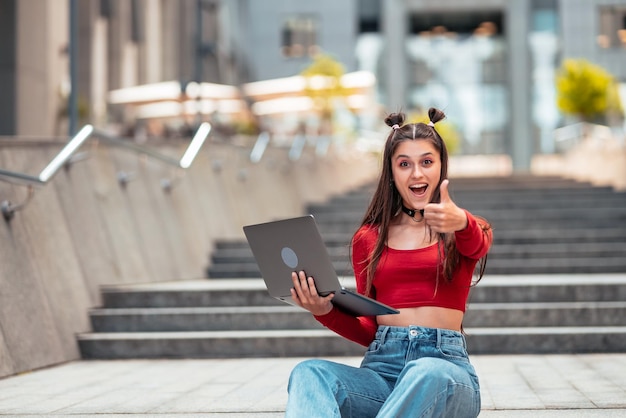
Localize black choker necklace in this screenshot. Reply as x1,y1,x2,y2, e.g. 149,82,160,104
401,205,425,223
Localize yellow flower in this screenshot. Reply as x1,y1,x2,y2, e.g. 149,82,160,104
555,58,623,122
300,53,348,116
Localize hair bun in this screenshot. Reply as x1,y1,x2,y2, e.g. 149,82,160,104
427,108,446,124
384,112,405,128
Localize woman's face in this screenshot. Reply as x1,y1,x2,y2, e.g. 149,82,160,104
391,139,441,210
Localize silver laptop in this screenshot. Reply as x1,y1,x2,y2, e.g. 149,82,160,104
243,215,399,317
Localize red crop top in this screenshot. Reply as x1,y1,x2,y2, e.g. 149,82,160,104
314,211,492,347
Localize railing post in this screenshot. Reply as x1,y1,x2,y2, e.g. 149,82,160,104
288,134,306,161
68,0,79,136
249,131,270,163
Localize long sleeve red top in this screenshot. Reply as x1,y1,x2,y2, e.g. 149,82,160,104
314,211,492,347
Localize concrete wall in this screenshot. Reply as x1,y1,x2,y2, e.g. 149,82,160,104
0,137,379,378
531,137,626,191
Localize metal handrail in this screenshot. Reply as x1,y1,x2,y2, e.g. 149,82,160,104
0,122,211,220
248,131,332,163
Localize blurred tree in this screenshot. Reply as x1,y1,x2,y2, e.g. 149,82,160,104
407,110,461,155
556,58,624,124
300,53,349,134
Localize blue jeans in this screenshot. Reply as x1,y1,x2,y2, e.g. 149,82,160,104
285,326,480,418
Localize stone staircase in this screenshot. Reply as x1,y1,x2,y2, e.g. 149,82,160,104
207,176,626,277
78,175,626,358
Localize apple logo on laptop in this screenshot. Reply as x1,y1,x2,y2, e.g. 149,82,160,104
281,247,299,269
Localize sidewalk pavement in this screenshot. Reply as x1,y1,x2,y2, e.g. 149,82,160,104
0,354,624,417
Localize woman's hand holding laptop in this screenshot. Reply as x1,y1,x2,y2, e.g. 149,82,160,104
290,270,335,316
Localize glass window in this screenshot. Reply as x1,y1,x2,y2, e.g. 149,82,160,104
598,6,626,49
530,5,560,154
405,13,507,155
100,0,113,18
281,16,319,58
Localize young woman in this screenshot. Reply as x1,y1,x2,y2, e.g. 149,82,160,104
286,107,492,418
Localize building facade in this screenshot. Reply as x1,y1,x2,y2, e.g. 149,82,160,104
0,0,625,170
231,0,626,168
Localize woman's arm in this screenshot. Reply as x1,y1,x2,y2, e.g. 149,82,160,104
313,307,378,347
455,211,492,259
310,225,380,347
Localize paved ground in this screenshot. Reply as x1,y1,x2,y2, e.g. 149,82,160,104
0,353,624,417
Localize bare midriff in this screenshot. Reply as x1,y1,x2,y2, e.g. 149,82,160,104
376,306,464,332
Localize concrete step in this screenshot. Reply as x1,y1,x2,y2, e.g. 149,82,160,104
490,228,626,243
490,242,626,258
101,275,626,308
205,266,354,279
312,211,626,227
464,326,626,354
310,194,626,212
329,184,623,195
314,190,625,210
77,329,365,359
76,326,626,359
208,266,626,278
484,258,626,274
469,275,626,303
101,279,279,308
213,228,626,250
89,305,322,332
81,275,626,358
206,266,626,278
207,255,626,277
89,301,626,333
207,261,354,279
463,301,626,327
456,193,626,207
210,242,626,262
445,177,601,189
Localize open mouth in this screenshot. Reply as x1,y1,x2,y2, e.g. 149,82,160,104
409,184,428,196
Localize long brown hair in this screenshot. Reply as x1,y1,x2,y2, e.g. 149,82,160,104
355,107,489,297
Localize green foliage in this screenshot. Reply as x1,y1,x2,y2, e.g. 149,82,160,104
407,111,461,155
555,58,624,123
